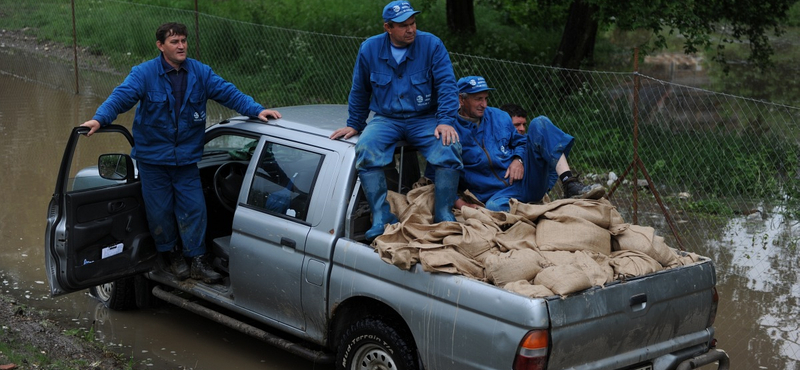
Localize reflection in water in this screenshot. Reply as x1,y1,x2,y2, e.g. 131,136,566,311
2,49,800,368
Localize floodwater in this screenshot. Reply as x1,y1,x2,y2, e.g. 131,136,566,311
1,53,799,369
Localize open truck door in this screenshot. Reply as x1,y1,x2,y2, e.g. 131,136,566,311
44,125,156,296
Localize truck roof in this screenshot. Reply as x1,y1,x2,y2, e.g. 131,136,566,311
214,104,361,145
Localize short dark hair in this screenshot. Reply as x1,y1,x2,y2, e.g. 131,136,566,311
500,103,527,119
156,22,188,43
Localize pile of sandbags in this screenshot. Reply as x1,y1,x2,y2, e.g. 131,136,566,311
373,184,702,298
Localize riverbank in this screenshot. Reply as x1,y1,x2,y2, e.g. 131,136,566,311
0,294,137,370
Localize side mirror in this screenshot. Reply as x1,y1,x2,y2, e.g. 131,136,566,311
98,154,135,182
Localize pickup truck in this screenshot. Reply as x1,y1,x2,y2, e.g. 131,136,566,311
44,104,729,370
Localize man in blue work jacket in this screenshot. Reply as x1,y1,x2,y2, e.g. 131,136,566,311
81,22,281,283
330,1,463,241
450,76,604,212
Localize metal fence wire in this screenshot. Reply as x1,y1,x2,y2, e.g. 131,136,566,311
2,0,800,368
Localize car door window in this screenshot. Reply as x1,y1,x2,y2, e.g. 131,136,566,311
246,141,323,221
68,133,134,192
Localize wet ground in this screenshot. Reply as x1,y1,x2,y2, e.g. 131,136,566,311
1,49,799,369
0,71,329,369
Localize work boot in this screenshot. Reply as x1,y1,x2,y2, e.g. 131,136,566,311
433,167,459,223
190,255,223,284
160,249,189,280
562,177,606,200
360,170,399,242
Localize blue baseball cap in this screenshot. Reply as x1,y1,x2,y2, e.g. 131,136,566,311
457,76,495,94
383,1,420,23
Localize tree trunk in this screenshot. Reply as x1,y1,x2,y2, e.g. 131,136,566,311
552,0,598,69
446,0,476,35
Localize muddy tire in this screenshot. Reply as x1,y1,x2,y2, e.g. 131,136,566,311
88,277,136,311
134,274,164,309
336,317,419,370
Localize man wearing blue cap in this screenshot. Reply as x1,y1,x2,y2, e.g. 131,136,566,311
330,1,462,241
449,76,604,212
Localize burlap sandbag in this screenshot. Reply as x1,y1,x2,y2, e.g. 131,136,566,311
494,221,537,251
396,185,435,224
484,249,547,286
610,224,678,267
504,280,555,298
540,250,612,286
419,245,485,280
443,218,498,259
536,216,612,255
542,200,619,229
608,250,663,278
672,250,703,267
534,265,593,296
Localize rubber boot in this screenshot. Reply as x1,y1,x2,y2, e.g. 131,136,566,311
360,170,399,241
433,168,459,223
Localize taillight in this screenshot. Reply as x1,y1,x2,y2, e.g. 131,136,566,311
708,287,719,327
513,330,549,370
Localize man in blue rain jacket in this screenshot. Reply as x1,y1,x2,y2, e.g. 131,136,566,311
446,76,605,212
81,22,281,283
330,1,462,241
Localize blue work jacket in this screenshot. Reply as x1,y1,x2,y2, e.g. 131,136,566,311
93,55,265,166
346,31,458,131
456,107,527,203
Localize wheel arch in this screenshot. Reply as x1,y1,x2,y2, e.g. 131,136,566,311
328,296,418,351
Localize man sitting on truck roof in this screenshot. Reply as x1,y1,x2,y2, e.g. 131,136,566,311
429,76,605,212
329,1,463,241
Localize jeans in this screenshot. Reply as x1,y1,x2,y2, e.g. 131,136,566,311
355,115,462,172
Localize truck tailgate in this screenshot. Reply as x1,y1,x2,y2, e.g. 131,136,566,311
545,259,716,369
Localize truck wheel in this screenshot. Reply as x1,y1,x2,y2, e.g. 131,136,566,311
134,274,164,309
337,317,419,370
88,277,136,311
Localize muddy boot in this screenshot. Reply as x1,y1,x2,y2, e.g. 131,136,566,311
190,255,222,284
160,249,189,280
562,177,606,200
360,170,399,242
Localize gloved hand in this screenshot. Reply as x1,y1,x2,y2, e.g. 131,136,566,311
265,187,292,213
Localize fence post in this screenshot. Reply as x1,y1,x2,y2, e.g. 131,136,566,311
606,48,686,250
194,0,201,61
71,0,79,95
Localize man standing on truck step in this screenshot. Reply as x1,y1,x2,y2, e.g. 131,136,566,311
80,22,282,284
330,1,463,241
446,76,605,212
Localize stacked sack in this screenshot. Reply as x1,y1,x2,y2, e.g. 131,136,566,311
374,184,703,298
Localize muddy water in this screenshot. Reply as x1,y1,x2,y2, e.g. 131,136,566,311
1,54,799,369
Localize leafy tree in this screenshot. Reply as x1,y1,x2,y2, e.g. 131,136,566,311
463,0,796,71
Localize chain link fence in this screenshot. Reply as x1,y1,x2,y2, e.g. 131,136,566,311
2,0,800,368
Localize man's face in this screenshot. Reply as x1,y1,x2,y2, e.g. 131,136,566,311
511,116,527,135
459,91,490,120
384,16,417,47
157,33,187,68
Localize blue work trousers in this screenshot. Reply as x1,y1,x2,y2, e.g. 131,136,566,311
137,162,207,258
484,117,574,211
355,115,463,172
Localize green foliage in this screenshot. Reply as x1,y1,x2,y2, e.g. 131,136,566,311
685,198,735,216
492,0,795,72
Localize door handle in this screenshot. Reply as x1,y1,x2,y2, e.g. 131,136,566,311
108,201,125,213
630,293,647,312
281,237,296,249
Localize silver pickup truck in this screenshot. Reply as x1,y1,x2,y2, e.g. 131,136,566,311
45,104,729,370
